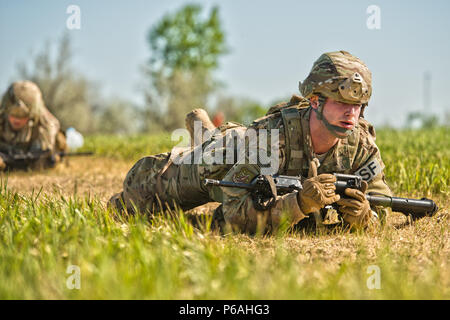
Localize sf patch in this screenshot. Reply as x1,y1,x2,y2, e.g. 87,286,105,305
355,158,382,182
232,167,254,184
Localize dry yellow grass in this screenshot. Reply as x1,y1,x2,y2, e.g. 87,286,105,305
2,157,133,204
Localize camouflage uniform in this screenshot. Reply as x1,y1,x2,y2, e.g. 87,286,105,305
216,96,391,233
110,122,246,215
109,51,392,233
109,95,391,232
0,81,67,170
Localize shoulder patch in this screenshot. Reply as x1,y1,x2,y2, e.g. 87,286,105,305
355,158,382,182
232,167,254,184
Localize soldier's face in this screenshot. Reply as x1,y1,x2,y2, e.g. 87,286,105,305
8,115,29,131
322,98,361,134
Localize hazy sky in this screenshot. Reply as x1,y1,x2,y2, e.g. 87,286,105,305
1,0,449,126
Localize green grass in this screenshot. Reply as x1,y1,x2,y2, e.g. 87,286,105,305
0,127,449,299
80,133,177,162
377,127,449,197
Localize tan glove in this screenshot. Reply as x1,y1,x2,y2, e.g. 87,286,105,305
336,180,372,228
298,159,340,214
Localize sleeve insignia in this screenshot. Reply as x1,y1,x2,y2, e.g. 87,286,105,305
355,158,382,182
232,167,253,184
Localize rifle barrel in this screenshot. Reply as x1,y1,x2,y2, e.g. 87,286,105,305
60,151,94,157
204,179,254,190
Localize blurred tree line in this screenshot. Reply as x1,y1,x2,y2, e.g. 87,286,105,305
16,33,96,133
16,33,137,135
404,111,449,129
8,4,448,135
143,3,228,132
10,4,269,136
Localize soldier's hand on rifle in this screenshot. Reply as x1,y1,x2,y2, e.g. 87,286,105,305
298,158,340,214
336,180,372,228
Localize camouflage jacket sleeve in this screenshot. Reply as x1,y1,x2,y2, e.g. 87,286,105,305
219,113,308,234
220,163,308,234
352,119,392,218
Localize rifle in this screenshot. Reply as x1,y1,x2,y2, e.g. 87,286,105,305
0,149,94,170
204,173,438,220
58,151,94,159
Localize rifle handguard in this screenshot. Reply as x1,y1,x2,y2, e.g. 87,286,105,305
205,173,438,219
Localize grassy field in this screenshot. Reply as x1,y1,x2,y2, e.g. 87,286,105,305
0,127,448,299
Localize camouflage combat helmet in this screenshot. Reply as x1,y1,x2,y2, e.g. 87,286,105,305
299,51,372,137
299,50,372,105
0,81,44,122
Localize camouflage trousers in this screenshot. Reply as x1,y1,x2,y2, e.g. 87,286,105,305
108,125,245,215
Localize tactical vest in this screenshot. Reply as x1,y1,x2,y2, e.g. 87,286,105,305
265,95,309,176
280,106,304,175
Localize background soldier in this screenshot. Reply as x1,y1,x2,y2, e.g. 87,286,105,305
109,50,392,234
0,81,67,171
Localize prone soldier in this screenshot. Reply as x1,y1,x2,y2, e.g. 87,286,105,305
0,81,67,171
109,50,392,233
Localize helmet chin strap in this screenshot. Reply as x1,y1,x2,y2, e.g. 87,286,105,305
312,107,352,139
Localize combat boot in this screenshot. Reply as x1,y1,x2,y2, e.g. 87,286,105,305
185,108,216,147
